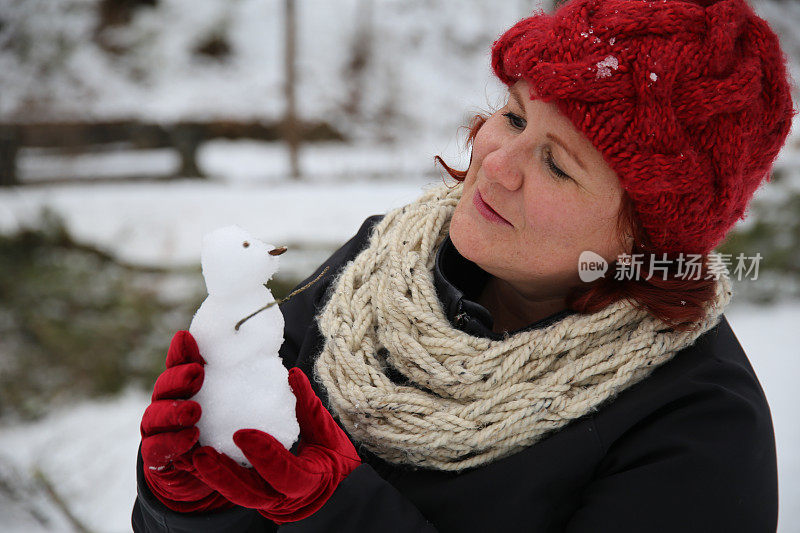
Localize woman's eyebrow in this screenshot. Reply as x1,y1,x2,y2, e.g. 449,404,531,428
510,85,588,172
509,85,525,109
547,133,588,171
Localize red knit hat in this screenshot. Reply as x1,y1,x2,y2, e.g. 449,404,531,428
491,0,796,255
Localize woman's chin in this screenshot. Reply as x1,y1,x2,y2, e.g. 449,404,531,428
449,211,487,266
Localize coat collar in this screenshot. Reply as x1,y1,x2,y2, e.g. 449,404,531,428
433,235,575,340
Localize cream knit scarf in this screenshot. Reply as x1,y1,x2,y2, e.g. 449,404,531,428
314,183,732,472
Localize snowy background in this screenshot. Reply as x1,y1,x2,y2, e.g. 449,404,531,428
0,0,799,531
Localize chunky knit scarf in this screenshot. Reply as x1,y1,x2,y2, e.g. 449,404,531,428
314,183,732,472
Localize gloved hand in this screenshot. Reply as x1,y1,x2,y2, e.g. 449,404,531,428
191,367,362,524
140,331,232,513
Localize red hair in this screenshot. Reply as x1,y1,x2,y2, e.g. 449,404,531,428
435,114,720,332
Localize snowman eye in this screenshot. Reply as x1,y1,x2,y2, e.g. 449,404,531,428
269,246,287,256
242,241,250,248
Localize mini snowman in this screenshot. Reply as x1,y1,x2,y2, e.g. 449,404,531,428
189,225,299,466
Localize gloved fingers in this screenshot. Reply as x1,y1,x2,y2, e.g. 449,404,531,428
258,493,332,524
172,448,199,471
296,440,361,476
233,429,317,499
144,466,215,502
152,363,204,401
142,427,199,468
141,400,201,437
166,331,206,368
192,446,284,509
288,368,345,448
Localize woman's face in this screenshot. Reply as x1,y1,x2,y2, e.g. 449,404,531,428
449,79,630,301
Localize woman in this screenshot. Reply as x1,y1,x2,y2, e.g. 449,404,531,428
133,0,794,531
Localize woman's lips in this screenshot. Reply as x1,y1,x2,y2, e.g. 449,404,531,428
473,190,512,226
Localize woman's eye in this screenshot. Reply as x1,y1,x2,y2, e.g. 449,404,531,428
544,148,571,181
501,111,571,182
502,112,526,130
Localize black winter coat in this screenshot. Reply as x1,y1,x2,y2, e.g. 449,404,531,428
132,215,779,532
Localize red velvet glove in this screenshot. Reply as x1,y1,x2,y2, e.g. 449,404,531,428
191,367,362,524
140,331,232,513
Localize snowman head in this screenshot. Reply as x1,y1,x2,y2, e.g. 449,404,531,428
200,225,281,295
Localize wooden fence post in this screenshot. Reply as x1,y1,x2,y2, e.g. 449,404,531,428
0,126,19,187
284,0,301,180
170,124,204,178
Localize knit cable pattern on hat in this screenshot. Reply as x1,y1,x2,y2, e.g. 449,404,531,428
491,0,796,254
314,183,732,472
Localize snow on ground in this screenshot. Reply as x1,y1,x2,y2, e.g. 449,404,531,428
19,148,181,182
0,177,437,268
2,141,476,270
0,301,797,533
726,303,800,533
18,139,461,184
0,388,148,533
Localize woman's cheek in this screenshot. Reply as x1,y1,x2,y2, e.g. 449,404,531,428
521,189,563,230
449,202,485,264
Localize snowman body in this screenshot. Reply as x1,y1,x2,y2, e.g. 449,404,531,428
189,225,299,466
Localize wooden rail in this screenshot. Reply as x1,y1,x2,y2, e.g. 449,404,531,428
0,119,344,186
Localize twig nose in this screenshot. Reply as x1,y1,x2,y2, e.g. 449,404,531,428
269,246,288,256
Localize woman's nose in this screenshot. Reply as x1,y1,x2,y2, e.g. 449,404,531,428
482,148,524,191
